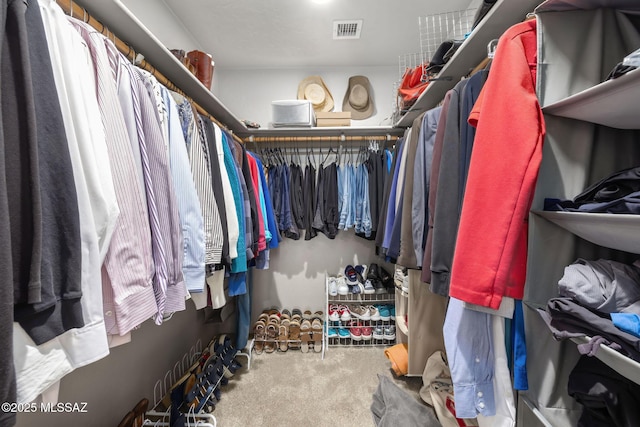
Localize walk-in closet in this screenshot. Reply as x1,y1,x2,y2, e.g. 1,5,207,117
3,0,640,426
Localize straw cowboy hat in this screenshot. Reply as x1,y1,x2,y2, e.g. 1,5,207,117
297,76,334,112
343,75,374,120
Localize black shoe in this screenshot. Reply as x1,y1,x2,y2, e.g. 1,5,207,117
367,263,381,281
378,265,393,290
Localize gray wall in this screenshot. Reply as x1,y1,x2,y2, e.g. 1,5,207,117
17,301,230,426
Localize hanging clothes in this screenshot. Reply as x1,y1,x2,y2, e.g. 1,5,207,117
12,0,83,345
174,94,224,267
450,19,543,309
200,116,230,266
71,19,158,338
303,159,317,240
412,107,441,268
133,68,187,318
422,90,453,284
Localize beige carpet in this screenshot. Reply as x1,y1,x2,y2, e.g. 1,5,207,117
211,346,433,427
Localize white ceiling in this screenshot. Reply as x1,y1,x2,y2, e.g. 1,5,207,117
124,0,476,70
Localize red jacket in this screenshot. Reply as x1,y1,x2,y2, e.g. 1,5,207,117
449,20,544,309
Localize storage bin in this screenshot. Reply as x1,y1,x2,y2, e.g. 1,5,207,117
271,100,316,127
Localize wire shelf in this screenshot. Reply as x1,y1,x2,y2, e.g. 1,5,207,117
419,9,477,62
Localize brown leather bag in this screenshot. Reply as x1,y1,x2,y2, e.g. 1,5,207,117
187,50,214,90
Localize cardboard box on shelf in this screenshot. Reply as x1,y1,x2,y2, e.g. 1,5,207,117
316,111,351,127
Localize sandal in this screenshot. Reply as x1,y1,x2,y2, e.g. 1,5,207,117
300,319,312,353
279,318,290,352
288,319,301,350
264,319,278,353
311,318,323,353
253,320,267,354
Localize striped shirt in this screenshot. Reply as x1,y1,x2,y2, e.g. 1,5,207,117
160,86,206,293
130,68,186,319
70,19,157,336
173,94,223,266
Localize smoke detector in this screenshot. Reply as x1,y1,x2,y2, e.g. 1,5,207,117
333,20,363,40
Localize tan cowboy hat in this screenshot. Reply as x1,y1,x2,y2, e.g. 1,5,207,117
297,76,334,113
342,75,374,120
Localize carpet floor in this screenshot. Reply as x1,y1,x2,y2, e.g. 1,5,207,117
211,345,431,427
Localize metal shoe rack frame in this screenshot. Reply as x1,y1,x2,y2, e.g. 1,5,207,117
324,276,397,353
144,339,218,426
251,320,325,358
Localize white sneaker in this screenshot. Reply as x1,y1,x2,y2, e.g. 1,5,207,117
336,275,349,295
328,277,338,296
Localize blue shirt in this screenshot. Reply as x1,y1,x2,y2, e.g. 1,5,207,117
161,87,205,293
221,132,247,274
443,298,496,418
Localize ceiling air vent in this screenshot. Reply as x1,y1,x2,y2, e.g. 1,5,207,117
333,20,363,40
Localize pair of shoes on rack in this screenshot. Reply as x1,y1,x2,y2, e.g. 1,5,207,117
349,321,372,341
345,264,367,285
367,264,393,294
371,325,396,341
300,312,324,353
329,304,352,322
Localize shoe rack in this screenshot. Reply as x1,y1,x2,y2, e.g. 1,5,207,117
143,335,242,425
252,308,325,358
324,276,397,351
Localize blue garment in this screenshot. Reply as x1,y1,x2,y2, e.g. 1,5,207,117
387,188,404,260
355,162,372,237
338,165,349,229
612,312,640,337
254,156,279,249
221,132,247,273
348,164,357,229
513,300,529,390
386,149,393,173
459,70,487,210
228,137,253,263
443,298,496,418
161,87,205,292
280,163,299,239
234,271,250,351
382,139,405,250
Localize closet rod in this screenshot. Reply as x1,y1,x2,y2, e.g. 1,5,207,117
246,135,397,144
54,0,245,146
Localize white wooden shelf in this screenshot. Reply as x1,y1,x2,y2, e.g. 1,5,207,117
74,0,248,136
395,0,542,128
543,67,640,129
534,210,640,253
